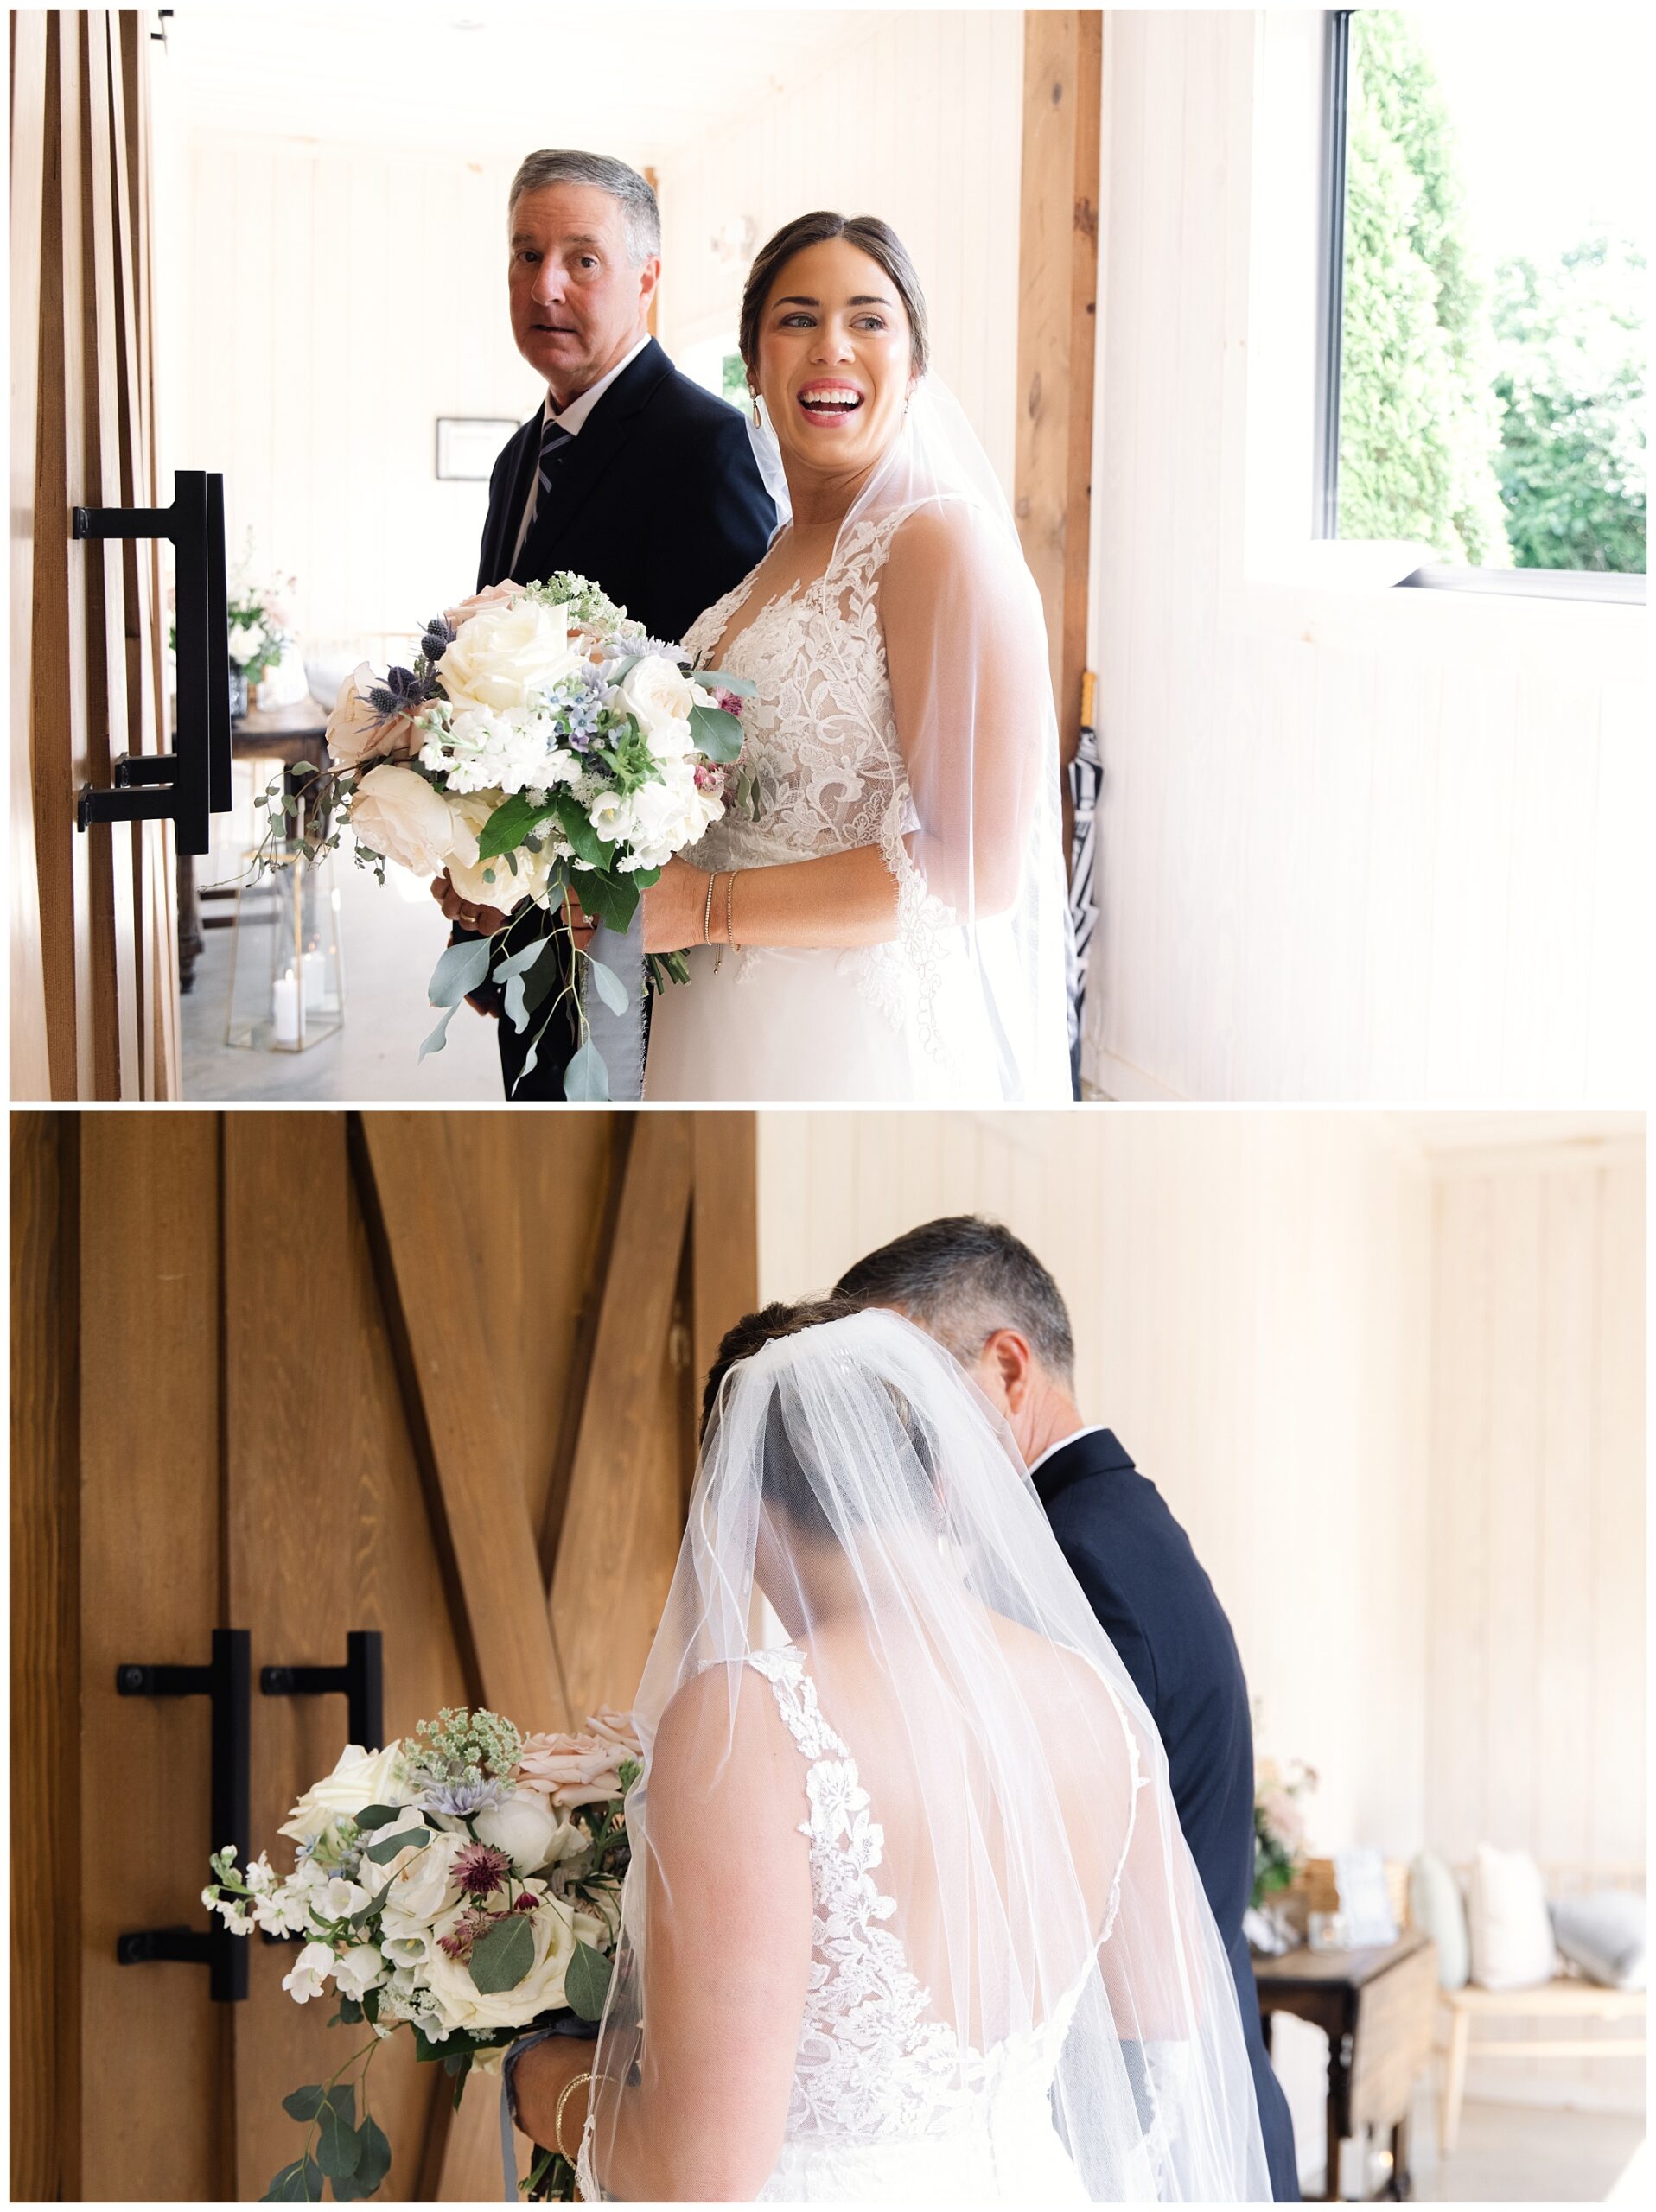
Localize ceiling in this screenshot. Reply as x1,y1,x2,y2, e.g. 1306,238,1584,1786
156,5,879,166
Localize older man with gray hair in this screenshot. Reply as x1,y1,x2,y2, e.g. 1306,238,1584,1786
436,149,775,1098
832,1215,1302,2202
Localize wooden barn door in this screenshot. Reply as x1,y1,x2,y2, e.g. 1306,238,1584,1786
10,10,176,1100
11,1109,756,2202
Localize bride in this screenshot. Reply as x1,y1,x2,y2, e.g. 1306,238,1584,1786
638,213,1073,1103
509,1306,1269,2202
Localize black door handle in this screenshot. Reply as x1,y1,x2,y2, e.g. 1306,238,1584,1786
262,1629,385,1751
115,1628,249,2001
73,469,231,854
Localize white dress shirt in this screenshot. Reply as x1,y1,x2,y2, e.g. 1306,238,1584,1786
509,335,653,572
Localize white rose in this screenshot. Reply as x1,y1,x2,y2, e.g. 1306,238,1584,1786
334,1942,390,2000
443,791,554,912
227,619,266,667
439,595,576,711
619,655,697,740
472,1790,564,1877
282,1940,336,2005
278,1741,408,1845
379,1826,465,1925
419,1892,578,2033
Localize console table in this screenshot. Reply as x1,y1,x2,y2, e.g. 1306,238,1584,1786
178,696,331,991
1254,1931,1437,2202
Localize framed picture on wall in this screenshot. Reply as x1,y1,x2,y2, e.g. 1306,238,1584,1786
435,417,517,480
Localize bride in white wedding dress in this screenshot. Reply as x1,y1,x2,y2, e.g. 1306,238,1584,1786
640,213,1072,1103
556,1305,1270,2202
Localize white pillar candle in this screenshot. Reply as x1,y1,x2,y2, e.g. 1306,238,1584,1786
272,969,301,1046
302,948,326,1010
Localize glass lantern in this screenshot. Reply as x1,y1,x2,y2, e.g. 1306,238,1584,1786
226,792,345,1052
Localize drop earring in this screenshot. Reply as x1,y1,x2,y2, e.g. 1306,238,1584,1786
750,391,761,429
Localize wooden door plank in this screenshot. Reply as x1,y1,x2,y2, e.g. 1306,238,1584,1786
355,1112,564,1731
9,1114,81,2199
77,1112,226,2199
550,1115,694,1721
8,13,51,1097
1016,10,1103,770
689,1111,759,1427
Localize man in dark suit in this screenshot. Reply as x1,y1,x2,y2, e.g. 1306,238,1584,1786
435,149,775,1099
833,1216,1302,2202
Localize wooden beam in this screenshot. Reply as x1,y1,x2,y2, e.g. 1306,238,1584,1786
689,1111,759,1429
549,1114,693,1720
355,1113,564,1731
1016,10,1103,772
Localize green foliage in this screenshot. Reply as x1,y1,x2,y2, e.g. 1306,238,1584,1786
721,352,749,410
1492,235,1646,572
565,1939,613,2023
468,1911,536,1995
1338,10,1510,564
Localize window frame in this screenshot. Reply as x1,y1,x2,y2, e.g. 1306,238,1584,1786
1314,7,1646,605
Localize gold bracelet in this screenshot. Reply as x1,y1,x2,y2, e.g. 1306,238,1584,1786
554,2069,595,2164
701,869,717,947
725,867,741,954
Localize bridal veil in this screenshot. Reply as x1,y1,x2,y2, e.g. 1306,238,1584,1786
749,378,1073,1103
579,1310,1270,2201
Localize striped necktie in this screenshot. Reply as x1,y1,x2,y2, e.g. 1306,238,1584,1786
538,414,574,499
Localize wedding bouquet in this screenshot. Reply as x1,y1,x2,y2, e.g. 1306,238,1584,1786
203,1704,640,2203
252,571,755,1097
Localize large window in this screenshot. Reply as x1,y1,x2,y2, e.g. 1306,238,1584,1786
1320,8,1646,596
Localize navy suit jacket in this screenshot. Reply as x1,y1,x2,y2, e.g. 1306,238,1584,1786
1035,1427,1300,2201
463,338,776,1096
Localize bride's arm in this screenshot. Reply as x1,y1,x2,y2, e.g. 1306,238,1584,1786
583,1666,812,2201
643,846,899,952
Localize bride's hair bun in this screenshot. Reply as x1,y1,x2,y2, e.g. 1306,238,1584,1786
738,212,930,383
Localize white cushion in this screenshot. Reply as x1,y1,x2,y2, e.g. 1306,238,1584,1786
1468,1845,1558,1990
1551,1892,1647,1990
1409,1850,1469,1989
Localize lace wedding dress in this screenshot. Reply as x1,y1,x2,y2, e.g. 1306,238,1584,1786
737,1644,1144,2205
643,506,1063,1103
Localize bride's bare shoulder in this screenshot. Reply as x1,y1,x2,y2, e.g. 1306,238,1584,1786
882,495,999,592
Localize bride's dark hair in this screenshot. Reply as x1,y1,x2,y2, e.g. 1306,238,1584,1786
739,212,931,384
701,1300,939,1541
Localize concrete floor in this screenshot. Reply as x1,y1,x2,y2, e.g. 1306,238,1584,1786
182,847,505,1101
1319,2090,1644,2203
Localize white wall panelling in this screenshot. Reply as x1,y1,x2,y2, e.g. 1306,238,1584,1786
1084,12,1645,1103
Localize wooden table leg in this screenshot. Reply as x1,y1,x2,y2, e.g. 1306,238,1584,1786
1326,2024,1353,2202
1388,2113,1411,2202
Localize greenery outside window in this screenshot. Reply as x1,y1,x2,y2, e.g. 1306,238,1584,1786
1318,8,1646,601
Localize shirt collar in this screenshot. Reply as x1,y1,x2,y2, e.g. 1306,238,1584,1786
544,335,652,435
1026,1423,1111,1483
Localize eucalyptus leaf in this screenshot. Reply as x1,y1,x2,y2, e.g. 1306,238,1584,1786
695,665,755,697
689,702,744,763
315,2088,360,2181
418,1004,460,1062
493,936,554,981
363,1826,430,1865
585,958,629,1016
353,1805,404,1833
282,2085,325,2123
565,1939,613,2023
334,1997,364,2025
353,2115,392,2195
427,937,492,1010
260,2154,323,2202
562,1040,610,1102
503,974,528,1032
468,1910,535,1995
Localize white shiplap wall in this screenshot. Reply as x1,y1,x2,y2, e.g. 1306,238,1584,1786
653,10,1024,494
1424,1143,1646,2107
1084,12,1645,1103
157,131,534,646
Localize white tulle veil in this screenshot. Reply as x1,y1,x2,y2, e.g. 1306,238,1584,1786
578,1310,1270,2202
746,377,1073,1103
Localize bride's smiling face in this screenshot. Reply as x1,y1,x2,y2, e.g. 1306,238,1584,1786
751,238,917,485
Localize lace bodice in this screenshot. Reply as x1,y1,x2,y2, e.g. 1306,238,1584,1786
746,1643,1143,2153
682,513,918,880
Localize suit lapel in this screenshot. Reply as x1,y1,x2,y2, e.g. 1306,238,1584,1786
525,340,674,575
